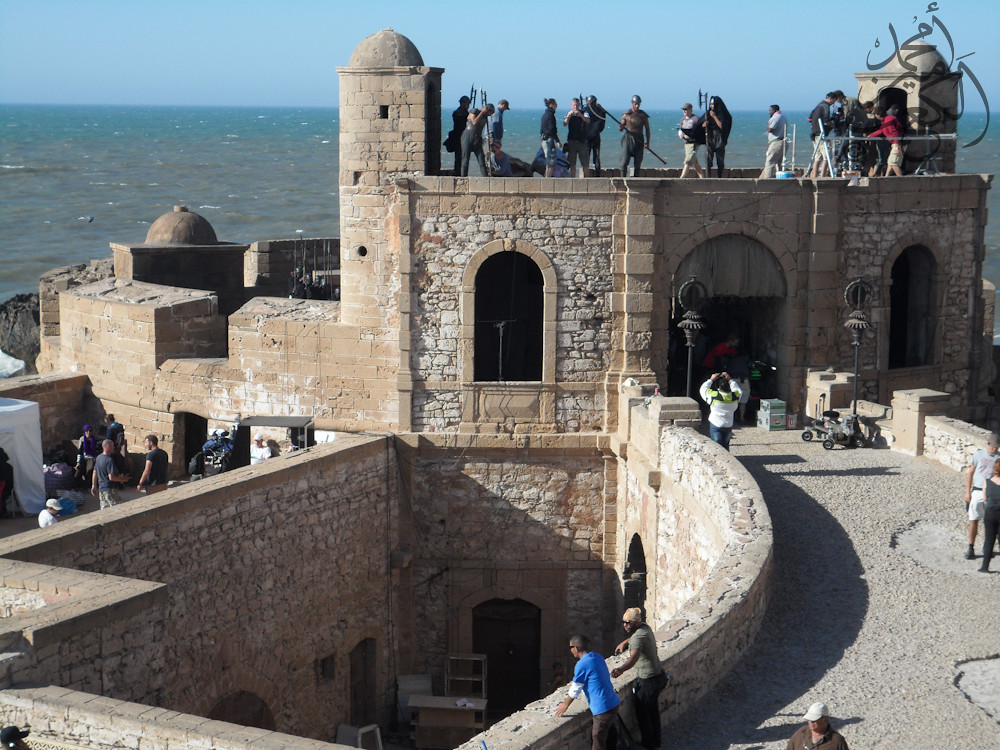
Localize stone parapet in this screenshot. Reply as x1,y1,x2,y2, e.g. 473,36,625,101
0,372,91,450
890,388,952,456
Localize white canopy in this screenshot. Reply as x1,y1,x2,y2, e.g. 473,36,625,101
0,398,46,514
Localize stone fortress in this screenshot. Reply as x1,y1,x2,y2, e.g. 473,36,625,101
0,28,996,749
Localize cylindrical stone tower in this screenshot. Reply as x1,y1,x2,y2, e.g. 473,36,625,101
336,29,443,327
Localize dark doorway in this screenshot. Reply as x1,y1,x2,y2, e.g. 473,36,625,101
888,246,936,368
426,81,441,174
623,534,647,615
474,252,544,381
350,637,377,727
207,690,276,730
667,296,782,401
472,598,541,719
181,413,208,471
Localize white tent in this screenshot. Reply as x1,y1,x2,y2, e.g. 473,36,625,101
0,398,46,515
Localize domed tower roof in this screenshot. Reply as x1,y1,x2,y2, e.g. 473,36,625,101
145,205,218,245
348,28,423,68
883,42,949,75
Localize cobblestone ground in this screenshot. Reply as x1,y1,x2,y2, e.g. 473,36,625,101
666,427,999,749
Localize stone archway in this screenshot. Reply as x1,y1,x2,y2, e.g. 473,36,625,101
668,234,788,400
207,690,276,731
623,534,648,616
472,598,541,718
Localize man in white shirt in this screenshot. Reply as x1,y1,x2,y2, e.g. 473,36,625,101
250,433,271,465
762,104,787,178
39,498,62,528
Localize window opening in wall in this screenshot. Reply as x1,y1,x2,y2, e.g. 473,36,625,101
473,598,541,720
623,534,647,615
318,653,336,683
350,637,377,727
474,252,543,381
888,245,936,368
378,105,389,119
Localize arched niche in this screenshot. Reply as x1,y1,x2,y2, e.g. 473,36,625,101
887,244,938,368
207,690,276,731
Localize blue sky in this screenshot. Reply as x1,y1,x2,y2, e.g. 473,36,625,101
1,0,996,112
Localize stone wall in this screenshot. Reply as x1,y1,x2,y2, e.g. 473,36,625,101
0,685,351,750
455,394,773,750
0,437,398,742
0,561,167,699
0,373,91,451
395,433,616,697
922,415,997,472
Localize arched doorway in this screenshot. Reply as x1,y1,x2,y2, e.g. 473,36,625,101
474,252,544,382
472,598,541,718
207,690,276,731
623,534,648,615
888,245,936,368
669,235,787,402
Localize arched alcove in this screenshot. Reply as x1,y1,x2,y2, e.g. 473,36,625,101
474,252,544,382
668,234,787,398
472,598,541,718
888,245,937,368
207,690,276,731
623,534,648,615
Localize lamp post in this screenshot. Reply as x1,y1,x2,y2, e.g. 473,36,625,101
677,278,707,399
843,279,873,416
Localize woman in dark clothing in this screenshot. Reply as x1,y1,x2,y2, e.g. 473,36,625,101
703,96,733,177
540,98,562,177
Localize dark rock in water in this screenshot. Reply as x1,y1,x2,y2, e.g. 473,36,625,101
0,292,40,375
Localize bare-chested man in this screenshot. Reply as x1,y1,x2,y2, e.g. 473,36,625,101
619,95,651,177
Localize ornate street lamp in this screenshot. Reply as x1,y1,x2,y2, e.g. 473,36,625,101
843,279,874,415
677,278,708,398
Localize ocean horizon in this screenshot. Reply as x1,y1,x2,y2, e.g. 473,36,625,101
2,104,996,338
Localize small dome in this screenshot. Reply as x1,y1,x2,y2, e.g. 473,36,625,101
145,206,218,245
348,28,423,68
883,42,949,76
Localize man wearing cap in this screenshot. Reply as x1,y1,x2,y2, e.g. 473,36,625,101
555,634,619,750
678,103,705,178
250,433,271,465
611,608,666,750
0,726,30,749
787,702,849,750
619,95,650,177
965,433,1000,559
563,98,591,178
39,497,62,528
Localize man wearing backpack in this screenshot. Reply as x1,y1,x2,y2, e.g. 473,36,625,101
105,413,127,456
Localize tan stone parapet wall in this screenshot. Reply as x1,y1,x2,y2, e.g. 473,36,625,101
0,560,167,698
455,396,773,750
921,415,998,473
0,685,351,750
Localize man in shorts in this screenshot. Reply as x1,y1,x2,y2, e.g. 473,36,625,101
92,439,130,509
965,433,1000,559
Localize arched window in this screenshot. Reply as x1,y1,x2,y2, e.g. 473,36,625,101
474,252,544,381
888,245,936,368
623,534,648,615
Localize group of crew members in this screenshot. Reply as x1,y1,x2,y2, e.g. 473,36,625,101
445,88,909,179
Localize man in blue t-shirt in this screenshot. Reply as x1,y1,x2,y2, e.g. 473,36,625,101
555,634,619,750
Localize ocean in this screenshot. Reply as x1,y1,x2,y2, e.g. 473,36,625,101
2,104,996,337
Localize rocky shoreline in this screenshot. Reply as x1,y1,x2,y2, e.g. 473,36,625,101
0,292,40,375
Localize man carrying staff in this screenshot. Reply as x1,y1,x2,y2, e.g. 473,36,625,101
612,608,667,750
619,95,651,177
584,95,608,176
